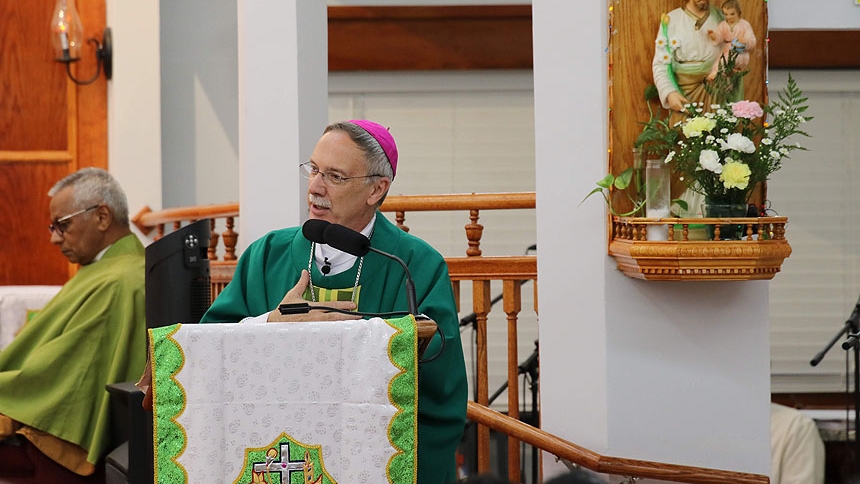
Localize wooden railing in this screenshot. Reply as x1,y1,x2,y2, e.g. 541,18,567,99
132,193,768,484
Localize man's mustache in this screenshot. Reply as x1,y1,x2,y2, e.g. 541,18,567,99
309,194,331,209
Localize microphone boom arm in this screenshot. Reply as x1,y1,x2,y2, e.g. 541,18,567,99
368,247,418,316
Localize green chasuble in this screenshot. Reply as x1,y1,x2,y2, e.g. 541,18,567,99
0,234,147,466
202,213,468,484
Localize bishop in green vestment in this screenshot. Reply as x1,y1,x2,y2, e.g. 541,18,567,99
0,168,147,476
202,120,468,484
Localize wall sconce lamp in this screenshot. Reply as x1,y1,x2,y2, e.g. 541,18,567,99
50,0,112,85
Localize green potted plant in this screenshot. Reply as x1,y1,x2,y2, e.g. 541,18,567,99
583,85,685,218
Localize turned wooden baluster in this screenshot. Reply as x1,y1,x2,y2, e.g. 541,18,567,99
503,279,523,484
209,219,221,261
221,217,238,261
394,210,409,232
155,224,165,241
473,279,492,473
466,209,484,256
773,223,786,240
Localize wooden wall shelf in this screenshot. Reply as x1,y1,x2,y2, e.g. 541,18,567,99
608,216,792,281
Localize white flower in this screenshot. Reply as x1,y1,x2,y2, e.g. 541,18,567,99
665,151,675,163
761,138,773,145
720,128,729,134
770,151,782,160
717,133,756,153
669,37,681,49
655,38,667,48
657,52,671,64
698,150,722,173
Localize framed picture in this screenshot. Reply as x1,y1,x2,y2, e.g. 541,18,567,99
608,0,768,213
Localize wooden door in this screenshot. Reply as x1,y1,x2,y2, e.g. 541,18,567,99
0,0,107,284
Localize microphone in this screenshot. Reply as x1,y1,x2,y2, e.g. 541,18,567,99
839,294,860,350
323,223,419,316
848,293,860,326
302,219,329,244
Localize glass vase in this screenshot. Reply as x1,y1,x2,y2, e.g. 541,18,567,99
702,198,747,240
645,159,670,241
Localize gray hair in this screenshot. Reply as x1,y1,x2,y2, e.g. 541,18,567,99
48,167,130,225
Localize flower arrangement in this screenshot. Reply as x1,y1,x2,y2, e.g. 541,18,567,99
665,73,811,206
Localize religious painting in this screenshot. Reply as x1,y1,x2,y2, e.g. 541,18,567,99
608,0,768,215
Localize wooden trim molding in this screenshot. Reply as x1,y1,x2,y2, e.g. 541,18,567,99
768,30,860,69
328,6,860,71
328,6,533,71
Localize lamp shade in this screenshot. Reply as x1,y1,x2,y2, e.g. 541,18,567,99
50,0,84,61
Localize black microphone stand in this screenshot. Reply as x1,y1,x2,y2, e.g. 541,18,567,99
485,340,539,484
810,305,860,457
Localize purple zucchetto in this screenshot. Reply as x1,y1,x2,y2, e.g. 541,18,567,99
349,119,398,178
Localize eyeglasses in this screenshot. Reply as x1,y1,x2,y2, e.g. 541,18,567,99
49,204,100,235
299,162,381,187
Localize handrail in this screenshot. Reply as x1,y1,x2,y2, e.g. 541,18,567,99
467,402,769,484
132,203,239,237
382,191,535,211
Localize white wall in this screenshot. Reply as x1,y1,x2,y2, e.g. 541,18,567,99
106,0,161,241
768,0,860,29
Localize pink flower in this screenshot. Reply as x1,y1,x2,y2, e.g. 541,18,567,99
731,100,764,119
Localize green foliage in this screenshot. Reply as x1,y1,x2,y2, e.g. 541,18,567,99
704,49,749,105
634,84,678,159
580,167,646,217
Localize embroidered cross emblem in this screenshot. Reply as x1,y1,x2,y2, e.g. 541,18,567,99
253,442,305,481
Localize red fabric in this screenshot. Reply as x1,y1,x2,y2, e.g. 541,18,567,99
0,436,104,484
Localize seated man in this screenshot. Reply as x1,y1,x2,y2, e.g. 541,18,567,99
201,120,468,484
771,403,826,484
0,167,147,480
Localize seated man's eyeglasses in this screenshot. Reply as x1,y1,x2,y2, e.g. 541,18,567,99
299,162,381,187
49,205,100,235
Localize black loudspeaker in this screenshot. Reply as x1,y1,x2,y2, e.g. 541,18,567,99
144,218,211,328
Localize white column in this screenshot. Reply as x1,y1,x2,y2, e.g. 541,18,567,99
236,0,328,249
107,0,162,241
533,1,770,480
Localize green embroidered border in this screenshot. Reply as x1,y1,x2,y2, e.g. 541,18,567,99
384,315,418,484
150,323,189,483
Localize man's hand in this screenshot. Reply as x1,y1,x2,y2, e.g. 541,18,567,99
267,270,359,322
666,91,690,112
